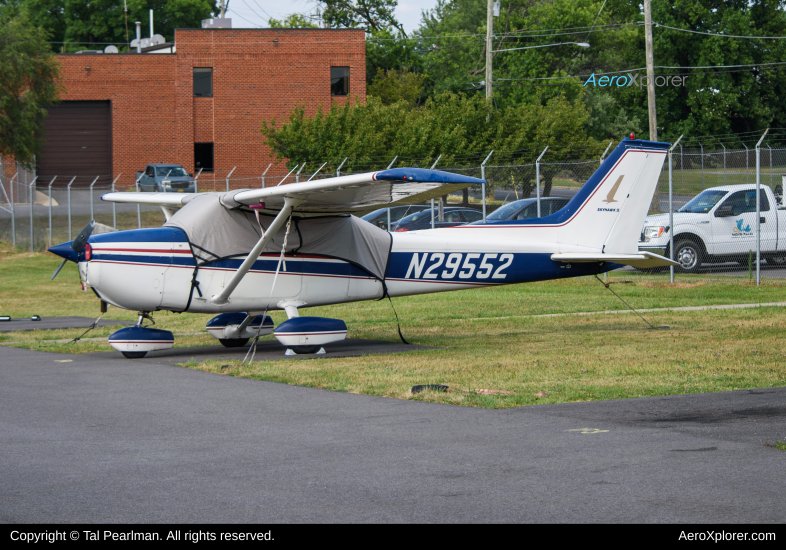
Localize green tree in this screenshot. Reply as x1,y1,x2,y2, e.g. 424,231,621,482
647,0,786,140
319,0,405,35
367,67,426,107
261,91,599,176
0,11,62,167
365,27,424,86
18,0,216,52
268,14,319,28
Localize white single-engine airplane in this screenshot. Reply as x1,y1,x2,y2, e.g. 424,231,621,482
49,136,676,358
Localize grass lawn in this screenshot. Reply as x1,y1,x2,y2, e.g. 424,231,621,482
1,243,785,408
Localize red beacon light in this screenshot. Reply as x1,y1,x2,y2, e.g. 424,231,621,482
630,132,635,139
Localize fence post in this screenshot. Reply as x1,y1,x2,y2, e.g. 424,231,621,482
680,144,685,189
47,176,56,247
9,173,16,247
29,177,37,252
260,164,271,188
225,166,236,192
755,129,768,286
768,144,772,185
430,155,442,229
88,176,99,221
193,168,203,193
385,156,398,230
744,144,749,184
67,176,75,240
600,141,613,163
110,174,122,229
335,157,348,177
535,146,549,218
721,143,726,186
307,161,328,181
276,165,298,187
668,136,683,284
699,142,704,188
134,173,144,229
480,151,494,222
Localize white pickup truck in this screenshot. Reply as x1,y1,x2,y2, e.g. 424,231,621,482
638,183,786,272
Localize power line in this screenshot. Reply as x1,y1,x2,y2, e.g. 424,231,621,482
655,22,786,40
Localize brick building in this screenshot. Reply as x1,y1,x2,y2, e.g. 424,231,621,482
2,27,365,190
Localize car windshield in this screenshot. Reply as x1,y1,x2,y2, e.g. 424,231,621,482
398,210,434,224
678,190,728,213
487,200,530,221
157,166,188,177
363,206,424,223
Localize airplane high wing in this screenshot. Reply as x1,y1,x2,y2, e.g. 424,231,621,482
102,168,485,215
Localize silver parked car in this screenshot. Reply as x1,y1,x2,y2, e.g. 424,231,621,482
136,164,196,193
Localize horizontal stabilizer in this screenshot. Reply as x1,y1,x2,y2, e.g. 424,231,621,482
101,193,190,206
551,252,678,268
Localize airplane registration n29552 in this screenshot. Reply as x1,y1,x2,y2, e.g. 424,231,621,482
49,136,676,357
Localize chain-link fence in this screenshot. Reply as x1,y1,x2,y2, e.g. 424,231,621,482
3,135,785,284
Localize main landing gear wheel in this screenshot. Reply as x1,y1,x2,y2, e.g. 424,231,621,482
121,351,148,359
674,239,704,274
219,338,250,348
290,345,321,354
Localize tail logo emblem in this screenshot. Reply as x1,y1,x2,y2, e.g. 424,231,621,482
603,175,624,203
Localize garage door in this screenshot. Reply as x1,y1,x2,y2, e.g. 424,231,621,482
37,101,112,187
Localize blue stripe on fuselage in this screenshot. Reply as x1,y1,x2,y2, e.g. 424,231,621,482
386,251,619,284
89,227,190,243
88,227,374,278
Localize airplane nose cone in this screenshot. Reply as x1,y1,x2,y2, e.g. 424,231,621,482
48,241,79,263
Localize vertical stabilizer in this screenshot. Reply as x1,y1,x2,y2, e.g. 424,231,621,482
556,138,668,253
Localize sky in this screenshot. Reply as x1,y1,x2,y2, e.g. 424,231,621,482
224,0,440,35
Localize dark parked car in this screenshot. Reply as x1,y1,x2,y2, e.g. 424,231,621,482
468,197,569,224
392,207,484,232
361,205,430,230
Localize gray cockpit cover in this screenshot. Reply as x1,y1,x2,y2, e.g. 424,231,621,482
164,193,392,280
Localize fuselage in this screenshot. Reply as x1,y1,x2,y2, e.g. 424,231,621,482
82,226,614,315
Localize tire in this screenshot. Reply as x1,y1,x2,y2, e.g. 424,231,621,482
122,351,148,359
674,239,705,274
219,338,249,348
290,345,321,354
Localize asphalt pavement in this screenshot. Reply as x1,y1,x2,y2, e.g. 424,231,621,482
1,345,784,523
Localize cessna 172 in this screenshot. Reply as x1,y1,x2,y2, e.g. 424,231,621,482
49,136,675,358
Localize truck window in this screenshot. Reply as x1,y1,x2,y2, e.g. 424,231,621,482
679,190,728,213
721,190,769,215
145,166,155,177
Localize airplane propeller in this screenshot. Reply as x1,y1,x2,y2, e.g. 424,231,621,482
50,220,95,280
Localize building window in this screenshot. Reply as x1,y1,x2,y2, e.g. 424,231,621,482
194,143,214,173
330,67,349,96
193,67,213,97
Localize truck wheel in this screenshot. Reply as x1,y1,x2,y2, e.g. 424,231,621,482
674,239,705,273
219,338,249,348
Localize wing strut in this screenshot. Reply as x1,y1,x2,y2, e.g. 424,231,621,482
211,197,304,305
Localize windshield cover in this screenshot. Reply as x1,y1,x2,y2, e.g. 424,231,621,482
679,190,728,213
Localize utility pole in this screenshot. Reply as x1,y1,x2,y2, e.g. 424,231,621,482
485,0,493,103
219,0,227,18
643,0,657,141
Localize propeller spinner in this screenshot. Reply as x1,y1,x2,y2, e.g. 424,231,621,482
49,221,95,280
